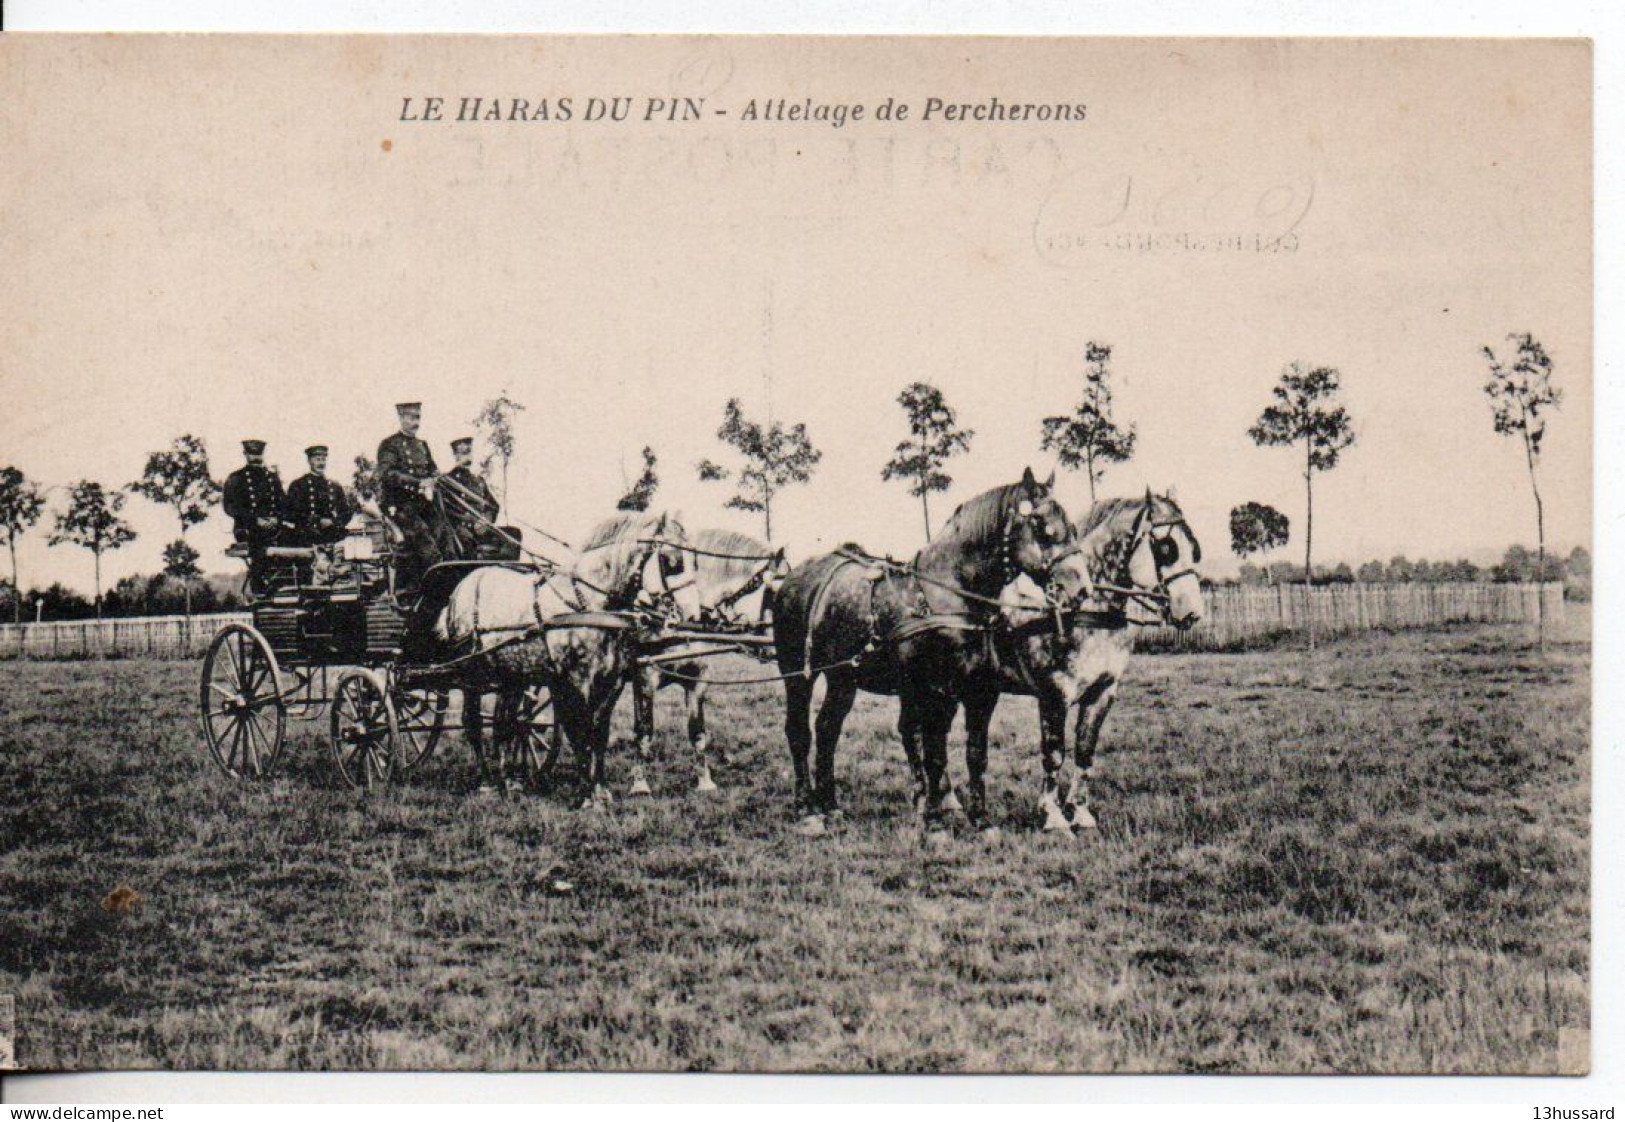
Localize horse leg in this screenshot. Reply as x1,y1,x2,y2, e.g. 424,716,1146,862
465,689,496,795
688,679,718,793
1036,694,1074,832
1069,681,1118,831
961,687,1000,834
918,693,959,839
494,688,527,794
783,674,820,831
628,664,655,797
897,693,928,817
813,669,858,824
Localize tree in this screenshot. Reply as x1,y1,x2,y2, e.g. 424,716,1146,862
1483,333,1560,645
616,446,660,512
696,398,822,542
1229,502,1291,564
351,456,379,504
0,466,46,624
1040,341,1137,504
880,382,974,540
473,391,526,518
49,481,137,620
1356,560,1386,583
163,539,202,584
129,434,221,617
1248,362,1356,586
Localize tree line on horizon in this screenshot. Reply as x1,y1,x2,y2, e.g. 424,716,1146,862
0,333,1564,624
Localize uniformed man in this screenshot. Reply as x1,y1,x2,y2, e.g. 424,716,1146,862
283,445,352,548
222,439,285,592
376,402,442,595
442,436,501,559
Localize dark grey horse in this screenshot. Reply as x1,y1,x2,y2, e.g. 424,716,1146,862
770,469,1077,836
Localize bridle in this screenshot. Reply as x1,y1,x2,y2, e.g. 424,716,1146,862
635,537,698,621
635,537,781,626
709,551,789,625
1091,503,1203,627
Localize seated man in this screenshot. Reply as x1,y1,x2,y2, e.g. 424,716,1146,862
283,444,352,548
441,436,510,560
222,439,285,594
282,444,352,584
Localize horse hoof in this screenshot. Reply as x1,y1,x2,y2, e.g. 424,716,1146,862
628,778,653,797
826,808,847,827
1043,815,1074,833
792,814,827,838
696,774,719,794
980,826,1003,843
475,783,499,799
940,789,964,814
922,827,954,848
1070,806,1100,831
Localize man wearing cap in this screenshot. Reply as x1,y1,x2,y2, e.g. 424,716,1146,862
442,436,502,559
222,439,285,592
376,402,442,595
283,445,352,549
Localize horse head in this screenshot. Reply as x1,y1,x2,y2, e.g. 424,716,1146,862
632,512,703,621
1078,490,1206,629
1003,466,1076,588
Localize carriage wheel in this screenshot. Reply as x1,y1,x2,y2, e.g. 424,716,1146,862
503,684,564,787
329,669,400,790
200,624,287,781
394,687,450,773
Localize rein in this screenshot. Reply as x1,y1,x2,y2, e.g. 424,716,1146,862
636,537,785,564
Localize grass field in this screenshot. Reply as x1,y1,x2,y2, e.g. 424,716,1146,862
0,618,1589,1073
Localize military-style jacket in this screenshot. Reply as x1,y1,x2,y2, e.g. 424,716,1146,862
445,466,499,523
223,464,285,533
376,432,437,510
283,472,352,544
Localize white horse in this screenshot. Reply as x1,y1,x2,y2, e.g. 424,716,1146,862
626,529,789,795
435,510,701,807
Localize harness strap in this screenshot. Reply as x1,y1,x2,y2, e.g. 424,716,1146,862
885,613,986,644
803,555,863,677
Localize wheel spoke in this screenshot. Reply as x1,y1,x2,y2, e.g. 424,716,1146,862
225,718,245,772
246,713,274,773
244,653,270,697
242,722,262,777
218,641,241,695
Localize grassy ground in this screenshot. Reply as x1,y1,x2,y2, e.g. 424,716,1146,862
0,618,1588,1073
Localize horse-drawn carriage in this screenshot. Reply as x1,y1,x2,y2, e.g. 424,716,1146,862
199,515,562,789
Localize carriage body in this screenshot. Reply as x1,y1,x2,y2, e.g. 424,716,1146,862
200,516,563,790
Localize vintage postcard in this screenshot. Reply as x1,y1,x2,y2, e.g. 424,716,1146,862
0,35,1590,1074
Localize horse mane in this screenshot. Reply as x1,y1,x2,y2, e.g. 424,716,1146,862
1078,493,1185,537
1077,495,1144,536
694,528,774,581
581,511,659,553
929,483,1017,553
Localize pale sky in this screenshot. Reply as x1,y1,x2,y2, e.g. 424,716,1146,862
0,36,1591,595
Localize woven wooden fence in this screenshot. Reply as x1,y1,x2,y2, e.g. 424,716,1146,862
0,613,252,660
1137,581,1565,651
0,583,1564,661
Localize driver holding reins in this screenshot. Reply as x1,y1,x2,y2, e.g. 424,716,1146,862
376,401,443,598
